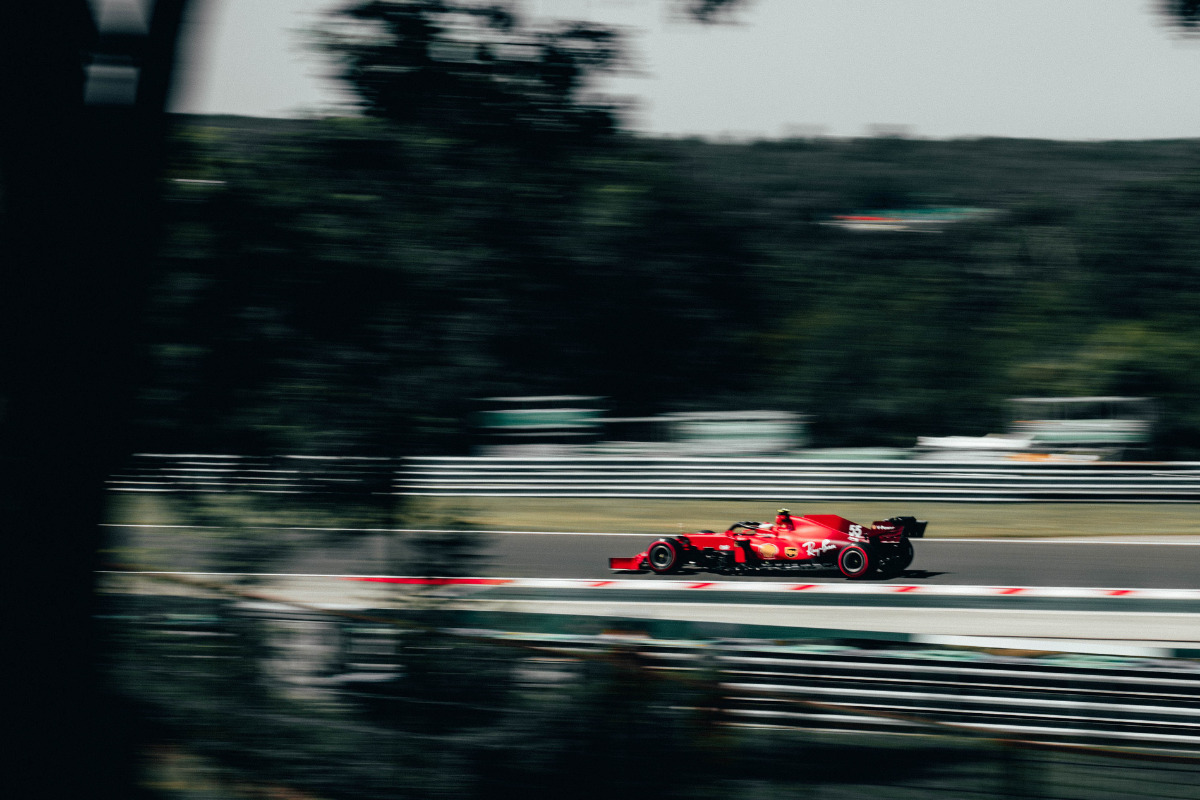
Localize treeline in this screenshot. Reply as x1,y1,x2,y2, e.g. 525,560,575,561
142,114,1200,457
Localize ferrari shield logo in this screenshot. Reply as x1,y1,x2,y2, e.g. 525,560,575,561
784,546,799,559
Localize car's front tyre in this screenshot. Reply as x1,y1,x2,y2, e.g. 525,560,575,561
647,538,686,574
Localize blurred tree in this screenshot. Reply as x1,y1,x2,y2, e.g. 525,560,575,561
149,118,1200,456
320,0,754,140
320,1,624,146
148,117,759,453
1159,0,1200,35
137,0,1200,464
1079,174,1200,319
143,1,764,457
675,0,749,22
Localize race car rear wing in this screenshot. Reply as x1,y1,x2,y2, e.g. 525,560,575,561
891,516,927,538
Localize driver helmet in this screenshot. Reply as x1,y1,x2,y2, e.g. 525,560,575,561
777,508,790,516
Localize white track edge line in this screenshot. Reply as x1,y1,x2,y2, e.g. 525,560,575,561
98,571,1200,599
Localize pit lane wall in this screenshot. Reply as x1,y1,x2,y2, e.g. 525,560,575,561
110,455,1200,501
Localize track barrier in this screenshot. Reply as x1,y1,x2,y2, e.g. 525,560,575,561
109,454,1200,502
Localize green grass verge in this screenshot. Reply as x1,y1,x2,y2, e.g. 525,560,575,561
107,494,1200,539
413,497,1200,538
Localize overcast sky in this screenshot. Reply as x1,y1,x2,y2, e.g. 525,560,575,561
170,0,1200,140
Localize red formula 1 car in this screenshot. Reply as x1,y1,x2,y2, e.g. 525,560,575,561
609,513,927,579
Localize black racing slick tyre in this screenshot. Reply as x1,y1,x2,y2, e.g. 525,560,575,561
837,545,874,579
647,539,685,574
878,539,914,578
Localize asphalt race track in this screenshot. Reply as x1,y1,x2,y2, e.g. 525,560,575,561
106,521,1199,588
104,527,1200,648
477,534,1198,587
263,530,1200,589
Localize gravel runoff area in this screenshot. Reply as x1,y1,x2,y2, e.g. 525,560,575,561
109,495,1200,540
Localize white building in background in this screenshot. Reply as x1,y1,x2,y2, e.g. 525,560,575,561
475,397,807,457
916,397,1156,462
659,411,807,456
474,396,605,456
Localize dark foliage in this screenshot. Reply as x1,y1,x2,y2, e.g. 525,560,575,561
125,2,1200,459
146,119,1200,457
323,1,624,147
1159,0,1200,35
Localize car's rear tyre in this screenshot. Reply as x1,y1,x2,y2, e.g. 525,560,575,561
837,545,874,579
647,539,685,574
877,539,914,578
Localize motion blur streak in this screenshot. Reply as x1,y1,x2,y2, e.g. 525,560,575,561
6,1,1200,798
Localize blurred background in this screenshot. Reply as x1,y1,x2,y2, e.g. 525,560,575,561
3,1,1200,799
152,0,1200,460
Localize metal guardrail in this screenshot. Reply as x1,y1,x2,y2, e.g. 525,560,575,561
108,454,396,495
401,456,1200,502
710,646,1200,751
534,637,1200,755
107,454,1200,501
